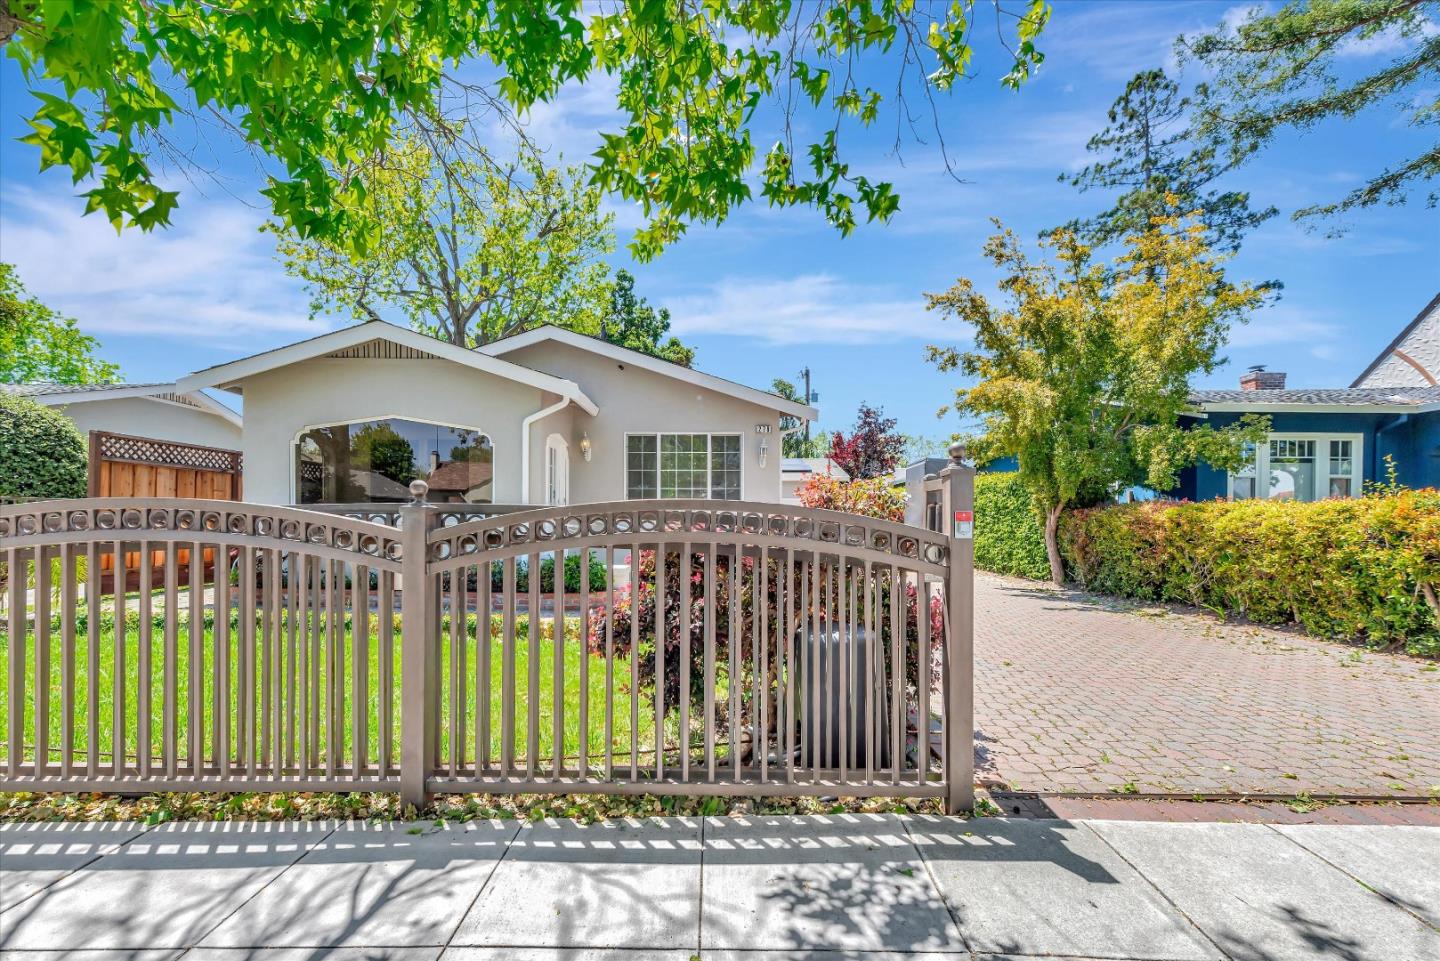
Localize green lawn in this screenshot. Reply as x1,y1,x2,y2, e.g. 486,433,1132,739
0,607,677,773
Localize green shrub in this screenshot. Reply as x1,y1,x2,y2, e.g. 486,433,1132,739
1058,491,1440,656
488,552,608,593
0,392,87,499
973,472,1050,580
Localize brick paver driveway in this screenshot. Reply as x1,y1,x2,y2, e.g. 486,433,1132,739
974,572,1440,798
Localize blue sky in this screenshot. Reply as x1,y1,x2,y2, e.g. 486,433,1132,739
1,1,1436,446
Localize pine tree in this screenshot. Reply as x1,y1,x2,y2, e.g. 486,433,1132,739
600,270,696,367
1186,0,1438,222
1053,70,1277,255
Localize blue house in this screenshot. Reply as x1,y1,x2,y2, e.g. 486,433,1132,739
1178,292,1440,502
959,292,1440,502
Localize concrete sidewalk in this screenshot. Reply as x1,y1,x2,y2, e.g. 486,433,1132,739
1,815,1437,960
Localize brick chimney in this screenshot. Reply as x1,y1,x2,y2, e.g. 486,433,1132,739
1239,365,1286,391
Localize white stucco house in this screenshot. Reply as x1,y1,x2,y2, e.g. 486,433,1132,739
2,382,243,449
172,320,817,507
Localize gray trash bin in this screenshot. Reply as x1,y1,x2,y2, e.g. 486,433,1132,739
794,625,890,770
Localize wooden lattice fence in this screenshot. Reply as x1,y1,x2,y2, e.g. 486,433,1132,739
88,431,242,590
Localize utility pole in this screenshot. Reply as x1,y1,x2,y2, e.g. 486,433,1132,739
801,367,812,443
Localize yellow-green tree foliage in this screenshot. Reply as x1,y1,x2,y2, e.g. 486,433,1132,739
274,138,612,347
925,206,1268,584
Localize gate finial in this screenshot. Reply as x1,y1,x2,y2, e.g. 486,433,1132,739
408,479,429,505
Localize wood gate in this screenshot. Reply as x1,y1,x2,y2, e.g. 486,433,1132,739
87,431,242,591
0,456,975,810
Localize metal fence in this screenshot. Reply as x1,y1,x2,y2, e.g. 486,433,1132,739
0,458,974,810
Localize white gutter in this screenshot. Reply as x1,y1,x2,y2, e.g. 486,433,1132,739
520,397,571,504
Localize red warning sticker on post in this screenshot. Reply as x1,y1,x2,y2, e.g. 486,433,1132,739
953,510,973,539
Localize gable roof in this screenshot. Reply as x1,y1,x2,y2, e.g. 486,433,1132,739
177,319,598,416
1351,291,1440,387
478,324,819,421
4,381,172,398
2,381,243,428
1189,385,1440,414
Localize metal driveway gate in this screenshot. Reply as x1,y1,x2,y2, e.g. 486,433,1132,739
0,458,974,810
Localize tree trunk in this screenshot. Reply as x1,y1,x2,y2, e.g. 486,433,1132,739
1044,504,1065,586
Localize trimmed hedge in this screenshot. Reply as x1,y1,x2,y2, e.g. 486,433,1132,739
973,472,1050,580
488,552,608,594
1058,492,1440,656
0,392,87,499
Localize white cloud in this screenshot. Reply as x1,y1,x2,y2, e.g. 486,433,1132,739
1338,18,1438,58
1227,303,1341,349
0,186,326,344
1219,4,1268,37
1044,1,1220,81
662,274,956,345
495,73,623,165
950,111,1103,175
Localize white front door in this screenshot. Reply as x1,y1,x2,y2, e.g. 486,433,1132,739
545,434,569,506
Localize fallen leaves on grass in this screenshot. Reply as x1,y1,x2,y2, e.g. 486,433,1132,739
0,790,948,824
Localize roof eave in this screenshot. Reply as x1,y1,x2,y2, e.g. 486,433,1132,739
1195,401,1440,415
176,320,597,414
23,383,180,405
176,390,244,428
17,382,243,427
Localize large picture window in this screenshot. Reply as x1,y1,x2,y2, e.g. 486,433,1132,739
626,433,741,500
1227,433,1362,503
295,418,493,504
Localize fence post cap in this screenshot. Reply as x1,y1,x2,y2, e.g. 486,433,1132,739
408,479,429,504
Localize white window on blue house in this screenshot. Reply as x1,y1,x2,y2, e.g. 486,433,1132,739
625,433,742,500
1230,442,1258,500
1228,434,1363,502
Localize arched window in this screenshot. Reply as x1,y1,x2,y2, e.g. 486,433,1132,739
295,418,493,504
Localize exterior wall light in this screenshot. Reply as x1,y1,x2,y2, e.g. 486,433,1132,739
580,432,593,462
757,438,769,468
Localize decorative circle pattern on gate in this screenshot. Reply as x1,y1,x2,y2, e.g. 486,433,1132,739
0,499,403,567
425,500,950,573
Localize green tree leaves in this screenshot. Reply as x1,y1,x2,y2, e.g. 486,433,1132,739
5,1,1050,260
600,269,696,367
771,377,828,458
0,391,89,499
0,263,119,385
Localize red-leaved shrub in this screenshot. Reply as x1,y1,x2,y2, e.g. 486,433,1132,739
587,549,944,717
